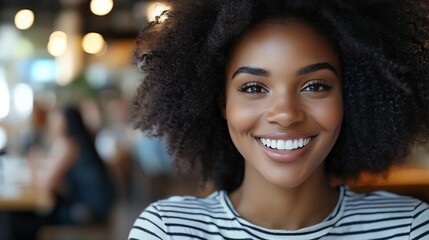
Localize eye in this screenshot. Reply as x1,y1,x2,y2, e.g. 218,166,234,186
238,82,268,94
301,80,332,92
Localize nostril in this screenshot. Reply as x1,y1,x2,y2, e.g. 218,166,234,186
266,107,306,127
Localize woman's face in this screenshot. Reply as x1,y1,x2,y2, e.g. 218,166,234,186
47,109,66,138
225,20,343,189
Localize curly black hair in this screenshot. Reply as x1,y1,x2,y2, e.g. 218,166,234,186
131,0,429,192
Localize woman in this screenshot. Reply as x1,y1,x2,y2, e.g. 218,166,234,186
8,105,115,240
40,105,115,224
129,0,429,239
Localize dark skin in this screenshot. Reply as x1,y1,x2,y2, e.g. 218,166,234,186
224,20,342,230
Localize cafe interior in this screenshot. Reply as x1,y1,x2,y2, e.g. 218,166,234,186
0,0,428,239
0,1,207,239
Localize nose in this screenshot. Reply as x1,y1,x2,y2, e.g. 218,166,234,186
265,93,306,127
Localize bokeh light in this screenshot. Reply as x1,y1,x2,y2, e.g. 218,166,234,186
47,31,67,57
90,0,114,16
14,9,35,30
146,2,171,22
13,83,33,118
82,32,106,54
29,59,57,83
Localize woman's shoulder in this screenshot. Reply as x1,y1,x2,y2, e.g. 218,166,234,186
155,191,224,206
128,191,228,240
343,186,428,208
339,186,429,237
147,191,225,215
316,186,429,238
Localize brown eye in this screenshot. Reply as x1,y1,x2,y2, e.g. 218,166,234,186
301,80,332,92
238,82,268,94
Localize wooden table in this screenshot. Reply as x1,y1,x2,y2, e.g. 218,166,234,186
0,184,53,212
0,155,53,212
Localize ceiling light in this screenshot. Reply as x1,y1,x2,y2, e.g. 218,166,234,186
90,0,114,16
82,32,106,54
14,9,35,30
47,31,68,57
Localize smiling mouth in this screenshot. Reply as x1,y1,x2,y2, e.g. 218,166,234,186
259,137,311,150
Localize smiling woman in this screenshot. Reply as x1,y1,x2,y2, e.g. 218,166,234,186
129,0,429,239
225,21,343,196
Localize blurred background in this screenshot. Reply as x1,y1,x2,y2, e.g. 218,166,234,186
0,1,428,240
0,1,205,239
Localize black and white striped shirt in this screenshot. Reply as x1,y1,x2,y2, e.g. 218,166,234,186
129,186,429,239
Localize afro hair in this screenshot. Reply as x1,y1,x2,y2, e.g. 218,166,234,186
132,0,429,192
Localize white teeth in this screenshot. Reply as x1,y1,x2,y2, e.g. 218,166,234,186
285,140,293,149
259,137,311,150
271,140,277,149
277,140,285,149
293,140,298,148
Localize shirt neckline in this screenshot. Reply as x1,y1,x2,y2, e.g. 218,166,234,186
219,185,346,236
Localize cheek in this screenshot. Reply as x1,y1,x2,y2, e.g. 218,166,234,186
226,100,254,133
225,93,263,140
312,98,343,132
225,99,261,160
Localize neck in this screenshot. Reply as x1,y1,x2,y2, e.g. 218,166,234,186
228,165,339,230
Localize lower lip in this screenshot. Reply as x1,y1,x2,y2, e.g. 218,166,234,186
257,138,313,163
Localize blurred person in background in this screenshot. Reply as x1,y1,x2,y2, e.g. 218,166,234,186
39,105,115,225
79,97,103,138
7,105,115,240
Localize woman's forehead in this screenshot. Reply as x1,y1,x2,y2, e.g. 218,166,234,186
226,21,341,77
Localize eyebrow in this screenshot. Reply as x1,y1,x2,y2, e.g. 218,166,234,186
231,62,338,80
297,62,338,76
232,66,269,79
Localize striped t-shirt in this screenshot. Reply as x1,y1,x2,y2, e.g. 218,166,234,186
128,185,429,240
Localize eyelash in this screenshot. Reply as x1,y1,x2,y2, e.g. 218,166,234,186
238,80,332,94
237,82,268,94
301,80,332,92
